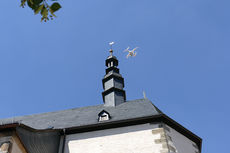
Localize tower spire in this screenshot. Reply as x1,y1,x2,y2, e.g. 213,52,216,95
102,44,126,107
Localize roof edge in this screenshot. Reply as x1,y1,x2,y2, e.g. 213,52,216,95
0,114,202,151
0,123,60,133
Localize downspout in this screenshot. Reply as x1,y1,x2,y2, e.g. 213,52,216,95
62,129,66,153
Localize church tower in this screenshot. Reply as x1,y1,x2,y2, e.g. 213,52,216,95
102,49,126,106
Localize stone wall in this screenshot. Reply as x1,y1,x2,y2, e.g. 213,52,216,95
0,131,27,153
165,125,200,153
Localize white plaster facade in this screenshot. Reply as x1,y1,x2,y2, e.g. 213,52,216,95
64,123,199,153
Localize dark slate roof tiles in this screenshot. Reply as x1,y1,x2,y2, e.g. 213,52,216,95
0,99,162,130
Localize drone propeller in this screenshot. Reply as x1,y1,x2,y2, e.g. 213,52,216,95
124,46,130,52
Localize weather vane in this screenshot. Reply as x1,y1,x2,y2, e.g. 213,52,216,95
109,42,115,56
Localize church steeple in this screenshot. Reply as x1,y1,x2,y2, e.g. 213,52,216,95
102,47,126,107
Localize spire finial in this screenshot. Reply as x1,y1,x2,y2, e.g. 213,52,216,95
109,49,113,56
109,42,115,56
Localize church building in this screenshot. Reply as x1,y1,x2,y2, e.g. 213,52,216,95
0,48,202,153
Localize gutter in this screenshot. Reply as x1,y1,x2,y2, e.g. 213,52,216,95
0,114,202,152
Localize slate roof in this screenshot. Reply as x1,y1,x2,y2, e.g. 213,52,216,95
0,98,162,130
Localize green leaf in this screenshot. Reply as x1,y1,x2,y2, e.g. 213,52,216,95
21,0,61,22
27,0,35,9
34,4,44,14
41,7,48,18
49,10,57,17
20,0,26,7
50,2,61,13
31,0,43,5
27,0,42,10
29,0,34,4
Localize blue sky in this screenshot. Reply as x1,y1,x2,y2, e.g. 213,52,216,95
0,0,230,152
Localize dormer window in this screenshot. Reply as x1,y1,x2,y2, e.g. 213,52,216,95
98,110,110,122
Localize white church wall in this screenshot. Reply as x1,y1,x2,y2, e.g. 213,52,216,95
165,124,200,153
65,123,170,153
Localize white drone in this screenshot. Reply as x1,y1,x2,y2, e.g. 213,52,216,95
124,46,138,58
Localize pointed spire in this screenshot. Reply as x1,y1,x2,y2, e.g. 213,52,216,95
102,44,126,107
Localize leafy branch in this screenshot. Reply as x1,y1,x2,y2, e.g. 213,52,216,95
20,0,62,22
